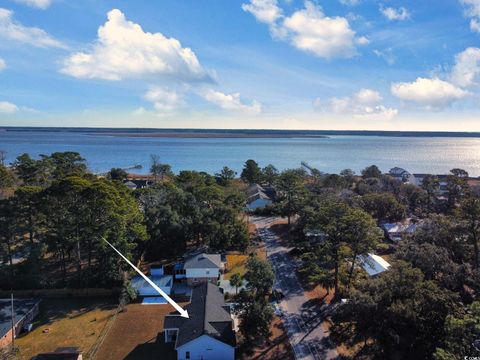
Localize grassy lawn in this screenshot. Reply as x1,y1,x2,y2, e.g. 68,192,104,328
15,297,117,360
224,246,267,280
94,303,183,360
224,254,249,280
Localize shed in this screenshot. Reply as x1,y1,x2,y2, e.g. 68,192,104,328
358,253,391,276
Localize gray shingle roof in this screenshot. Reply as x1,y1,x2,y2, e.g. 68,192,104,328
164,283,235,348
0,298,40,338
183,253,222,269
246,184,275,203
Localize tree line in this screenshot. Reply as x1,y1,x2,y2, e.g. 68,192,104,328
0,152,248,289
236,160,480,359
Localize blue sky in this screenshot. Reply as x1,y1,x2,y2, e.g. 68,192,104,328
1,0,480,130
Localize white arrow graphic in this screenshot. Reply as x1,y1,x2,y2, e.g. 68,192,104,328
102,237,189,318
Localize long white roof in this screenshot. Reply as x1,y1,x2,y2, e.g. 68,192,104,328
359,253,391,276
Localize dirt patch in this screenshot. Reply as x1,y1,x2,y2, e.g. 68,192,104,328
93,303,184,360
304,285,334,305
239,316,294,360
248,222,257,235
323,320,372,359
15,297,116,360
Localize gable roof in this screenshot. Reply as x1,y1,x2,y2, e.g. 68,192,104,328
382,222,417,234
164,283,235,348
184,253,222,269
246,184,274,203
0,298,40,338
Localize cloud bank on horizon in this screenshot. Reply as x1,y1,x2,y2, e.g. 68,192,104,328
1,0,480,130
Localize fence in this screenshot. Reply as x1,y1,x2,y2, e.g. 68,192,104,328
0,288,120,298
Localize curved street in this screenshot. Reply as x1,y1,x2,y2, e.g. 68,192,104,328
252,216,338,360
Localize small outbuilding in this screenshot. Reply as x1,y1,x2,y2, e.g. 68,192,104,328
130,266,173,304
35,347,83,360
358,253,391,277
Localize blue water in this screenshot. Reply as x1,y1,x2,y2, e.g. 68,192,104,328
1,130,480,176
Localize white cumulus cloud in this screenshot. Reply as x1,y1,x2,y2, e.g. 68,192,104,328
0,8,64,48
380,6,410,21
61,9,210,82
449,47,480,88
461,0,480,17
242,0,366,59
354,88,383,104
13,0,52,9
0,101,18,113
460,0,480,32
242,0,282,25
470,18,480,32
316,88,398,120
202,89,262,114
391,77,468,108
144,87,183,112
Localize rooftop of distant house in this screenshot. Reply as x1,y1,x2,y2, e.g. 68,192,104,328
183,253,222,269
246,183,275,202
164,282,235,348
35,347,82,360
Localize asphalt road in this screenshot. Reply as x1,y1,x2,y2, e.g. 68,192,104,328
252,216,338,360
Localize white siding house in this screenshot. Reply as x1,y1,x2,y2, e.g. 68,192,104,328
246,184,275,211
164,283,236,360
177,335,234,360
247,197,272,210
183,253,223,285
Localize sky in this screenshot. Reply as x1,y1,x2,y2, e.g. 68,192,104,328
1,0,480,131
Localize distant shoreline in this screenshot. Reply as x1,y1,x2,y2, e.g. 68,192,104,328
2,126,480,138
98,132,329,139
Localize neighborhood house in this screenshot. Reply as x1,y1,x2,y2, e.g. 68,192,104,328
182,253,223,285
382,221,418,242
0,298,40,348
164,283,236,360
245,184,274,210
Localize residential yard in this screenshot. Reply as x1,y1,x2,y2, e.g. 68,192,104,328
239,315,293,360
224,246,267,280
93,303,186,360
15,297,117,360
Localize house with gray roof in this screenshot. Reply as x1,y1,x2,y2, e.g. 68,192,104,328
0,298,40,348
164,283,235,360
246,184,275,211
182,253,223,286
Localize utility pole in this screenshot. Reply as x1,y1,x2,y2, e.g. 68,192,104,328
10,293,15,349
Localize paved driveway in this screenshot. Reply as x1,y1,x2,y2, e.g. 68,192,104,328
252,216,338,360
